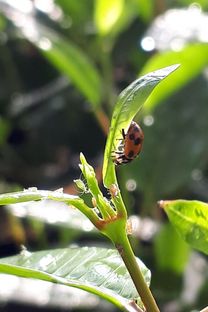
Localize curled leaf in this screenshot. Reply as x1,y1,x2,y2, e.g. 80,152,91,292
103,64,180,187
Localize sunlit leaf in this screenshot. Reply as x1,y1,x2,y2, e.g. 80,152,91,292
94,0,124,36
7,200,95,234
0,189,80,206
38,32,102,108
1,6,102,108
0,189,100,229
127,74,208,205
160,200,208,255
140,44,208,111
103,64,179,187
0,247,151,311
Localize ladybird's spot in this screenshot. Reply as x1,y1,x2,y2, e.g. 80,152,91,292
134,138,142,145
129,133,135,140
127,150,134,158
134,127,140,132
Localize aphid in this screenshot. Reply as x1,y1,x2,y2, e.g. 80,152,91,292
91,197,97,208
109,184,119,198
113,121,144,165
126,219,133,235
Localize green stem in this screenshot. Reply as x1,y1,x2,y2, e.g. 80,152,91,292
114,233,160,312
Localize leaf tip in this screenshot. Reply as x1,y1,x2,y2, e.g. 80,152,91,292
161,63,181,76
80,152,86,164
171,63,180,70
158,200,172,209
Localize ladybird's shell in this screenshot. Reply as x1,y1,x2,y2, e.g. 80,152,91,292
124,121,144,160
113,121,144,165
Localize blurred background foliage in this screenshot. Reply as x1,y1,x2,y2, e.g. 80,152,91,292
0,0,208,311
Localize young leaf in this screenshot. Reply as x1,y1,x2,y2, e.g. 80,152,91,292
0,189,81,206
94,0,124,36
2,8,102,108
140,44,208,111
160,200,208,255
0,189,99,228
103,64,180,187
38,32,102,108
0,247,151,312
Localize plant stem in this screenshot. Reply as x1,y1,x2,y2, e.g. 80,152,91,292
114,233,160,312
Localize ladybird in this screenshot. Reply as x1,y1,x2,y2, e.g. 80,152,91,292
113,121,144,165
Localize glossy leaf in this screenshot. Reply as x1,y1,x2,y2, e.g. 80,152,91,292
0,189,100,228
160,200,208,255
2,7,102,108
0,247,151,311
39,32,102,108
7,200,96,234
140,44,208,111
102,64,179,187
0,189,80,206
127,74,208,207
94,0,124,36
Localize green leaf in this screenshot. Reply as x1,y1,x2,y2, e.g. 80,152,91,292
0,247,151,311
2,0,101,107
0,189,100,227
8,15,102,108
38,32,102,108
94,0,124,36
154,223,190,274
0,189,81,206
160,200,208,255
55,0,92,23
79,153,116,220
7,200,96,234
140,44,208,111
127,74,208,206
102,64,180,187
136,0,154,22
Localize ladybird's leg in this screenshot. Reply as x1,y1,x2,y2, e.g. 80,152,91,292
118,156,132,165
111,151,123,162
114,156,133,165
114,151,124,155
122,128,126,140
114,156,125,165
123,158,132,163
